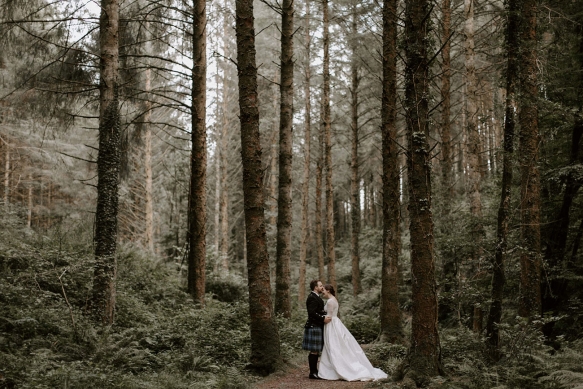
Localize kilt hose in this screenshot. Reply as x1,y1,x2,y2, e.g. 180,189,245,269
302,326,324,353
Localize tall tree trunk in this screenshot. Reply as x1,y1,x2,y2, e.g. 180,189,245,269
298,0,312,306
219,3,231,272
187,0,207,305
219,96,230,272
542,22,583,323
144,64,154,252
27,173,32,227
438,0,456,323
235,0,281,373
400,0,441,380
214,68,221,264
440,0,453,206
486,0,518,359
518,0,542,319
315,117,325,280
91,0,121,325
4,144,9,209
322,0,336,290
275,0,294,318
464,0,484,333
380,0,402,344
220,0,231,274
214,125,221,266
350,1,361,297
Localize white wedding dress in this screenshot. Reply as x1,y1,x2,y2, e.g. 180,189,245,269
318,297,388,381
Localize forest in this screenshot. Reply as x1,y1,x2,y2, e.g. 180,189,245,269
1,0,582,388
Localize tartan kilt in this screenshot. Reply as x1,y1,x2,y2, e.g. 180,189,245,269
302,326,324,352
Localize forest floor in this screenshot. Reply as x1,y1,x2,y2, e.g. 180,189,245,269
252,348,392,389
251,361,383,389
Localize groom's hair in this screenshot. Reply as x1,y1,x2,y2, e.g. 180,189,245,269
309,279,320,291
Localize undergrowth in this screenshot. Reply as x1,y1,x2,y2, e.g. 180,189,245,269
0,208,303,388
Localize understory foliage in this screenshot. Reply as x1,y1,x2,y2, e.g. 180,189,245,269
0,207,303,388
1,203,583,388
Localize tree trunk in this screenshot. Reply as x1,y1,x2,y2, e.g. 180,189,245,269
380,0,402,344
219,93,230,272
542,24,583,322
219,3,230,272
322,0,336,289
400,0,441,380
275,0,294,318
27,173,32,227
4,144,9,209
298,0,312,306
349,1,361,297
235,0,281,373
315,115,325,280
91,0,121,325
187,0,207,306
486,0,518,359
438,0,457,323
144,63,154,252
464,0,485,333
518,0,542,320
214,126,221,266
440,0,453,205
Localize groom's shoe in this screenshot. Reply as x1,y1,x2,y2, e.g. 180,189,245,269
309,373,321,380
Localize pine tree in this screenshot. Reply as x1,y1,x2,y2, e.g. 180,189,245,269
91,0,121,325
380,0,403,344
235,0,281,373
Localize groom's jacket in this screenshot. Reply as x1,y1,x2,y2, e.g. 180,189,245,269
305,292,327,328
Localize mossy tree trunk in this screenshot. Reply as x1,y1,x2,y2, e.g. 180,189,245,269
275,0,294,319
518,0,542,320
464,0,485,333
322,0,336,290
400,0,442,381
235,0,281,374
187,0,207,306
486,0,518,359
380,0,402,344
349,0,361,297
91,0,121,326
298,0,312,306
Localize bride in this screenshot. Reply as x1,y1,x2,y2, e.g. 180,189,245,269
318,284,388,381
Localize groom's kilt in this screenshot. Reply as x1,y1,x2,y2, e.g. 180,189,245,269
302,325,324,352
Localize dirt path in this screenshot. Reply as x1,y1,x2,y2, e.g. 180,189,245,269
251,362,379,389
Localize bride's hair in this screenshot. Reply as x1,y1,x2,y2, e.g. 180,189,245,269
324,284,336,297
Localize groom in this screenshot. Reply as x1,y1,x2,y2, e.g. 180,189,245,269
302,279,331,379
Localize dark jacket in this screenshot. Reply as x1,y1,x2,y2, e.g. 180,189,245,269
305,292,327,328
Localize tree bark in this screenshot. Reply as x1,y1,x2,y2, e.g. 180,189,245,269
400,0,441,380
235,0,281,373
322,0,336,290
275,0,294,318
4,143,9,209
219,2,230,272
486,0,518,359
298,0,312,306
518,0,542,320
349,1,361,297
380,0,402,344
438,0,457,323
91,0,121,325
542,22,583,322
143,61,154,253
27,173,32,227
187,0,207,305
315,114,325,280
464,0,485,333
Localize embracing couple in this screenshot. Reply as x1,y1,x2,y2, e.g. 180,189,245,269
302,280,388,382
